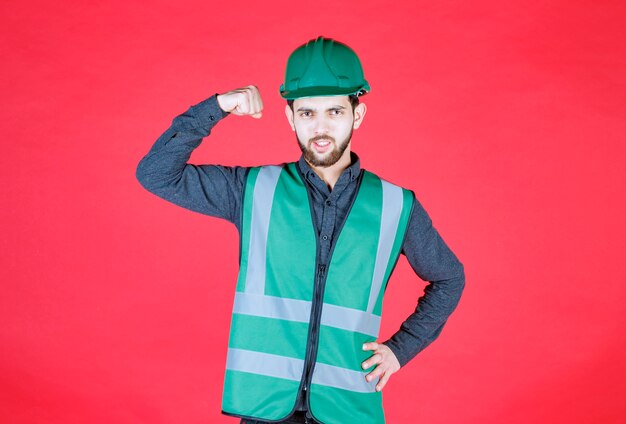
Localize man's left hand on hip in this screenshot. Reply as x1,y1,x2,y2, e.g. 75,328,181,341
361,342,401,392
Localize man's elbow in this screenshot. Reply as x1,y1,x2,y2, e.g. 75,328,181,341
453,262,466,300
135,158,156,192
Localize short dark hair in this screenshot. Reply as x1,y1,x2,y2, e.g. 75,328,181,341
287,95,360,112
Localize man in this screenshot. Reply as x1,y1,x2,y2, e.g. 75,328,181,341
136,36,465,424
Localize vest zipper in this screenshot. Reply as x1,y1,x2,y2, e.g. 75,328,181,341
300,263,326,406
292,163,364,422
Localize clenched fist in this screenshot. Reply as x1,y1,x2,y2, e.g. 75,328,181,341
217,85,264,119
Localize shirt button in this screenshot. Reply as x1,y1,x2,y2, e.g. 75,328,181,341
325,200,332,206
209,115,215,121
322,235,328,240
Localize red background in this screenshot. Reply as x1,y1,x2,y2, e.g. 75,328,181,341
2,1,625,423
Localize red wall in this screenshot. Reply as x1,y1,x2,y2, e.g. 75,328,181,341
2,1,625,423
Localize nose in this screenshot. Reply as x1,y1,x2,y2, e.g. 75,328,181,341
313,114,330,136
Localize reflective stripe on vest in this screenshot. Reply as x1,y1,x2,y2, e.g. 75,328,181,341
222,163,414,423
226,348,377,393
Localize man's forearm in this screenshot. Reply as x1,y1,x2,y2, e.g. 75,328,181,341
383,269,465,367
383,197,465,367
136,93,227,194
135,94,249,224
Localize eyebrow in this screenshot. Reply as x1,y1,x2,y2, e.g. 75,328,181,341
296,105,347,112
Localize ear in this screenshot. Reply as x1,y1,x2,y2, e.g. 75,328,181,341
285,104,295,131
352,103,367,130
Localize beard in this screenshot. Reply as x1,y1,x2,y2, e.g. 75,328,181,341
297,128,353,167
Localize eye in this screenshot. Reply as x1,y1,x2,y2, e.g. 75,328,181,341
299,111,312,118
330,109,343,116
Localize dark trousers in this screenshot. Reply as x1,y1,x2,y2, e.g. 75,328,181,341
240,410,317,423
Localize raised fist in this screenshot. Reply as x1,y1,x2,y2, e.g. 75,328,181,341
217,85,264,119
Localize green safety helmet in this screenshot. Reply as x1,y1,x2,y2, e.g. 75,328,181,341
279,36,370,100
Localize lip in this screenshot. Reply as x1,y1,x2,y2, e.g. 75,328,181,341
312,139,332,153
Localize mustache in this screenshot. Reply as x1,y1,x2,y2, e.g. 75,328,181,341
310,135,336,143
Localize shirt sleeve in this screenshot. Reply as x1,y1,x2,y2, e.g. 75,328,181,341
382,196,465,367
135,94,248,228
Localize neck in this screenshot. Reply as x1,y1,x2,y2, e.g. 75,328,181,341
307,148,352,190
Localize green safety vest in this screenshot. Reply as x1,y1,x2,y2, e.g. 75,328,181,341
222,162,414,424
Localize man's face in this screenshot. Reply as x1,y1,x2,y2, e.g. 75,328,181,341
285,95,366,168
